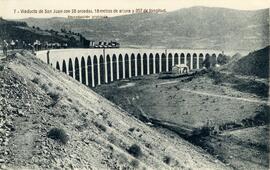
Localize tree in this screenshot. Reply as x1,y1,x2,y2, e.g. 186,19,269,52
217,55,230,65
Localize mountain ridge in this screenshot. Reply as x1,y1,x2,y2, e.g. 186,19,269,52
19,6,269,50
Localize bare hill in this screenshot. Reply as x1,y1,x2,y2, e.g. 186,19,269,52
0,52,229,169
20,7,269,50
231,46,269,78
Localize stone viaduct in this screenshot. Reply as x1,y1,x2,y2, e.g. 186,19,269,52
36,48,224,87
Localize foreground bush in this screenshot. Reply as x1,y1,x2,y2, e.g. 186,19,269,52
47,128,69,144
217,54,230,65
130,159,140,168
32,77,40,84
47,90,60,101
128,144,142,158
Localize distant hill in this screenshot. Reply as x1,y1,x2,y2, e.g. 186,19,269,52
0,18,88,47
232,46,269,78
19,6,269,50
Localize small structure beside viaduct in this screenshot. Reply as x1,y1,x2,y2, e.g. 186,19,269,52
36,48,224,87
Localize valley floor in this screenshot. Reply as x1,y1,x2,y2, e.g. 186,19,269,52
93,71,269,170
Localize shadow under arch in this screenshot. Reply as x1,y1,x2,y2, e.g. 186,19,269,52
204,53,211,69
81,57,86,85
124,54,129,78
75,57,80,81
186,53,191,69
112,54,117,81
62,60,67,73
180,53,185,64
100,55,105,84
143,53,147,75
131,53,136,76
192,53,197,69
68,58,73,77
199,53,204,68
168,53,173,71
93,55,98,86
211,54,217,67
155,53,160,73
106,54,111,83
161,53,166,72
174,53,179,65
118,54,124,79
149,53,154,74
56,61,60,71
137,54,142,76
87,56,93,87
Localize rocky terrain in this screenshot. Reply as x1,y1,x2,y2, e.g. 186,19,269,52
0,51,230,169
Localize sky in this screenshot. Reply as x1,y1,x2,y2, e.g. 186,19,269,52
0,0,269,19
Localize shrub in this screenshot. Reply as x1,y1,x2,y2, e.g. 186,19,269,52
217,55,230,65
253,105,269,125
130,159,140,168
94,122,107,132
32,77,40,84
163,156,172,165
72,105,80,113
47,90,60,101
128,144,142,158
128,127,135,132
56,86,63,91
41,83,49,92
200,126,212,136
47,128,69,144
118,153,128,164
208,70,223,84
0,65,4,71
108,133,117,144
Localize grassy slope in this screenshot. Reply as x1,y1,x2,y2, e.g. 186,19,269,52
0,51,229,169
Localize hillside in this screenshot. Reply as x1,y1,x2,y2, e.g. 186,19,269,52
0,52,229,169
231,46,269,78
93,65,269,169
20,6,269,50
0,18,88,48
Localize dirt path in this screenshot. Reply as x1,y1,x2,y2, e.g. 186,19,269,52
181,89,270,105
219,71,268,84
157,80,179,85
118,82,136,89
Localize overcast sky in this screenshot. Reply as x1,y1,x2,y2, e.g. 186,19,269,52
0,0,269,19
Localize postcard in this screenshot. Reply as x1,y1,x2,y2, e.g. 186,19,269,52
0,0,269,169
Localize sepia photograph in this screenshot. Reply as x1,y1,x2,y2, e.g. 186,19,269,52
0,0,269,169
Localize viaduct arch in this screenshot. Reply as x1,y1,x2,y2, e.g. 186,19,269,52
37,48,224,87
